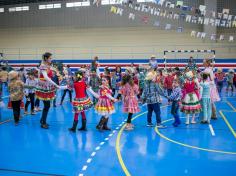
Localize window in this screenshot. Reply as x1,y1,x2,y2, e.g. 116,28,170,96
53,4,61,8
66,1,90,7
39,3,61,9
9,6,29,12
101,0,123,5
0,8,4,13
137,0,155,2
9,7,16,12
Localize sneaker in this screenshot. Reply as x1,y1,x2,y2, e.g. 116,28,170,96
31,111,36,115
41,124,49,129
24,111,28,115
156,124,166,128
147,123,154,127
14,121,19,126
124,124,134,131
191,120,197,124
185,121,190,125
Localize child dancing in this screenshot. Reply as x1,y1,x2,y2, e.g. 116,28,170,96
166,79,182,127
95,77,117,131
68,71,94,132
181,71,201,125
120,74,140,130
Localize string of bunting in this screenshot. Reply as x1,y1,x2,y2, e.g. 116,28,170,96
115,0,236,28
109,5,235,43
190,31,234,42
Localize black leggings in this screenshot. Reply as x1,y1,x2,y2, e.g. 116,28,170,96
12,100,21,123
127,113,133,123
61,89,72,103
40,100,51,125
35,98,40,107
25,93,35,112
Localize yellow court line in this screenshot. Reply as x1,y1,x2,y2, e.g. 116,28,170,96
0,119,12,125
226,101,236,111
219,110,236,138
116,105,169,176
154,121,236,155
116,112,147,176
116,107,236,176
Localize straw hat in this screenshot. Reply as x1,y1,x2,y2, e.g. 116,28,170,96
126,67,134,74
8,70,19,80
145,71,157,80
185,71,193,79
150,55,156,59
217,68,222,73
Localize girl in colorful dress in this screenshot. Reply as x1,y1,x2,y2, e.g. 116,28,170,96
120,74,140,130
95,76,117,131
68,71,94,132
203,58,220,119
181,71,201,125
35,52,66,129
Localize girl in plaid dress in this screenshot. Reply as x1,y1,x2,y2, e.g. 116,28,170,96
120,74,140,130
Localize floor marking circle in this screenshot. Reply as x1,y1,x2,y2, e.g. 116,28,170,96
155,118,236,155
116,104,236,176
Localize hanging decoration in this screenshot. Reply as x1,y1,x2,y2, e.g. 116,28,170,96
119,1,236,29
190,30,235,42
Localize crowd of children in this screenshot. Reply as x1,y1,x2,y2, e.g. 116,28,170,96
0,54,236,131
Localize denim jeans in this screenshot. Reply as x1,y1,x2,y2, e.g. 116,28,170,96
147,103,161,124
171,101,180,123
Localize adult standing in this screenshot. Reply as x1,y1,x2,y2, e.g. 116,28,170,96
149,55,158,70
35,52,66,129
91,56,100,77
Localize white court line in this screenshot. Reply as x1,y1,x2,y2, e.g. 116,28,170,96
91,152,96,157
2,96,9,99
87,158,92,163
100,142,105,146
109,134,113,137
105,137,109,141
95,146,100,151
82,165,87,171
209,124,216,136
78,174,83,176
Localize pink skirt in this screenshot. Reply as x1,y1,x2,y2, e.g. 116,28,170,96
210,84,220,102
123,96,140,114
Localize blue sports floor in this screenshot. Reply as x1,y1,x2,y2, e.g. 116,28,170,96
0,86,236,176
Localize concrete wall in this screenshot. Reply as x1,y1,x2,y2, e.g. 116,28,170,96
0,1,235,61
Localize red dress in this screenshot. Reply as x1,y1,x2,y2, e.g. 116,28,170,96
72,81,93,113
35,64,55,101
95,86,115,116
181,80,201,114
